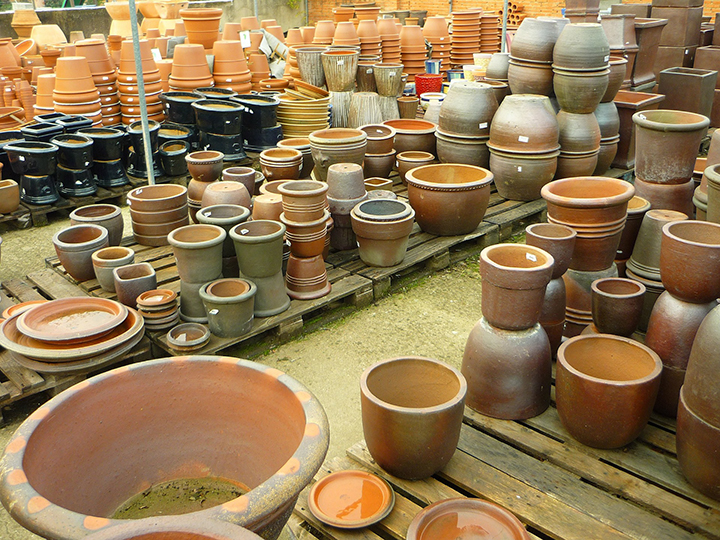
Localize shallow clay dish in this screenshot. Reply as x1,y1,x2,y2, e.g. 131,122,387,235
167,322,210,350
16,297,128,343
1,300,48,320
308,470,395,529
136,289,178,310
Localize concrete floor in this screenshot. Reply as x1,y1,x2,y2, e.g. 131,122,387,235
0,213,489,539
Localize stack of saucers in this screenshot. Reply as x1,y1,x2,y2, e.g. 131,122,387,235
136,289,180,332
451,9,482,67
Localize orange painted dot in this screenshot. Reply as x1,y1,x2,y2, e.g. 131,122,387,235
266,368,284,380
74,380,91,392
27,497,50,514
278,457,300,475
295,391,311,403
5,437,26,454
222,495,249,513
6,469,27,486
114,366,131,376
29,407,50,422
84,516,110,531
304,423,320,438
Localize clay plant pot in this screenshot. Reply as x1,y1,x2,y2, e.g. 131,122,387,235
659,220,720,303
309,128,367,182
437,81,498,138
277,138,314,179
281,211,330,259
0,357,329,540
525,222,576,279
556,334,663,448
113,262,157,307
488,94,559,154
627,209,688,281
360,356,466,480
326,162,365,200
553,23,611,70
435,130,490,168
462,317,552,420
70,204,124,246
603,56,628,102
591,277,645,336
480,243,555,330
295,47,327,88
259,148,303,182
277,180,329,222
397,96,419,119
222,166,257,196
396,151,434,184
616,195,650,260
488,148,559,201
553,68,609,114
0,179,19,215
180,8,222,49
91,246,135,292
168,224,226,284
557,111,601,153
363,150,396,179
382,119,436,155
199,278,257,338
350,199,415,267
321,50,359,92
682,304,720,426
507,59,554,96
186,150,224,182
201,181,251,210
633,109,711,185
555,150,600,179
197,204,250,260
284,254,331,300
405,164,493,236
633,176,695,218
511,18,560,63
82,516,263,540
127,184,187,213
52,224,109,282
373,62,405,96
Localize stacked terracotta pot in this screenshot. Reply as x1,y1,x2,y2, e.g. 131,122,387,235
377,18,401,63
399,25,427,82
507,18,557,96
309,127,367,182
180,8,222,51
450,9,482,68
326,163,367,250
128,184,189,247
52,56,102,126
313,21,335,45
423,16,451,72
374,62,404,121
117,40,164,125
333,21,360,47
357,20,382,59
248,52,272,92
592,55,625,175
542,177,635,337
480,13,501,53
169,43,214,92
213,40,252,93
321,49,358,128
33,73,55,117
186,150,224,222
75,39,121,127
278,180,332,299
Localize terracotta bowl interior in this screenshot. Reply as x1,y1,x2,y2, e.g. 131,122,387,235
163,142,188,153
188,151,223,162
225,166,255,176
409,165,490,186
172,226,223,243
115,264,154,280
665,221,720,247
199,205,248,220
365,358,461,408
73,205,117,219
95,247,133,262
547,178,630,200
358,199,407,217
235,221,283,237
628,196,649,211
57,226,104,244
361,125,393,138
594,279,643,296
20,360,306,518
487,245,551,269
263,148,302,160
132,185,186,201
282,180,323,193
527,223,575,240
563,337,657,382
207,279,251,298
312,128,364,140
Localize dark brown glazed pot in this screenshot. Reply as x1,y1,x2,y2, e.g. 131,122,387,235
488,148,559,201
52,224,110,282
0,357,329,540
83,516,263,540
480,243,554,331
615,195,650,260
488,94,560,154
525,223,577,278
462,318,552,420
654,365,686,418
556,334,663,449
632,109,710,184
682,304,720,427
676,387,720,500
553,68,609,114
360,357,467,480
590,277,645,336
659,220,720,304
405,164,493,236
633,176,695,218
564,265,619,337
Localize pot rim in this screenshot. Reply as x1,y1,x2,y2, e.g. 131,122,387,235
91,246,135,265
360,356,467,413
280,209,331,229
191,98,244,113
541,177,634,208
113,261,155,282
197,204,251,224
662,220,720,249
632,109,710,133
186,150,224,164
53,223,108,251
382,118,436,135
168,224,227,249
70,204,122,222
481,243,554,276
199,277,257,304
405,163,494,191
277,180,329,198
230,219,286,244
591,277,646,299
159,140,190,156
525,222,577,241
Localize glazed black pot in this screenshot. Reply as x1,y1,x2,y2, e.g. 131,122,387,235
21,122,63,143
232,94,280,130
127,120,161,157
0,131,23,181
51,134,94,169
161,91,201,124
159,140,190,176
243,124,283,152
127,149,162,179
194,87,238,100
5,141,58,176
199,131,246,161
158,123,194,147
33,112,66,124
19,174,59,204
55,115,93,133
56,164,97,197
77,127,125,161
92,159,129,187
192,99,244,136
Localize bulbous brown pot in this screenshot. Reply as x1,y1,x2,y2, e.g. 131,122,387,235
83,516,263,540
361,356,467,480
553,68,609,114
682,304,720,428
0,357,329,540
659,220,720,304
52,224,110,282
555,150,600,180
462,318,552,420
510,18,559,63
382,119,437,155
350,199,415,267
590,277,645,337
507,59,554,96
480,243,555,331
70,204,124,246
186,150,224,182
437,80,498,138
525,223,576,279
488,94,559,154
405,164,493,236
552,23,610,71
435,130,490,168
488,148,559,201
556,334,662,449
557,111,601,153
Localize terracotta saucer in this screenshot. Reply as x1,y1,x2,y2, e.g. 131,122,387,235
136,289,178,310
16,297,128,343
308,470,395,529
1,300,48,320
166,322,210,351
294,79,330,98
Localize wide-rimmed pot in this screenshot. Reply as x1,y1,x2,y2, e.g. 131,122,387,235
231,95,280,130
321,49,359,92
277,138,314,178
359,124,396,154
350,199,415,267
127,184,187,212
556,334,662,448
382,119,436,155
488,94,559,154
0,357,329,540
70,204,124,246
309,128,367,182
160,91,202,124
192,99,244,136
113,262,157,307
186,150,224,182
197,204,251,258
405,164,493,236
489,148,559,201
437,80,498,138
480,243,555,330
5,141,57,176
525,223,576,279
168,224,226,283
199,278,257,338
591,277,645,336
277,180,329,222
360,356,466,480
53,224,109,282
92,246,135,292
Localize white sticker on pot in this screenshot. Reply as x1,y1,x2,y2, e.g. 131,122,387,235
240,31,251,48
389,72,396,76
209,309,219,315
151,48,162,62
338,59,345,65
518,135,529,143
517,166,522,172
526,253,537,262
367,68,373,73
604,55,610,62
479,122,487,129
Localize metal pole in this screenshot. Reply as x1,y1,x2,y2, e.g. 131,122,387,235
253,0,259,18
501,0,509,53
128,0,156,185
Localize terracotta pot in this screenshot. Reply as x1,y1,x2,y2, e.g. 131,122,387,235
525,223,576,279
199,278,256,338
277,138,313,179
91,246,135,293
396,150,434,184
180,8,222,49
0,178,19,215
603,56,628,102
553,68,609,114
360,357,466,480
259,148,303,181
382,119,436,155
186,150,224,182
435,130,489,168
363,150,396,178
277,180,329,222
682,304,720,426
309,128,367,182
555,150,600,179
594,102,620,138
326,162,365,200
488,94,559,154
52,224,109,282
593,136,619,176
590,277,645,336
127,184,187,213
507,59,554,96
284,254,331,300
350,199,415,266
321,50,359,92
168,224,226,283
556,334,662,448
659,220,720,303
631,18,667,87
113,262,157,307
0,357,328,540
397,95,419,119
633,109,710,184
616,195,650,260
633,176,695,218
511,17,560,63
480,243,555,330
539,277,566,356
69,204,124,246
281,211,330,259
197,204,250,259
83,516,263,540
557,111,601,153
359,124,396,154
405,164,492,236
201,181,251,210
553,22,610,70
437,81,497,138
462,317,552,420
627,209,688,281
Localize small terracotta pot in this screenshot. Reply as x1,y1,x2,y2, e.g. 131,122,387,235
92,246,135,293
326,162,365,200
396,150,434,183
70,204,124,246
53,224,109,282
185,150,224,182
0,178,19,215
113,262,157,307
361,357,466,480
382,119,436,155
363,150,396,178
360,124,396,154
591,277,645,336
199,278,257,338
281,210,330,258
222,166,257,196
277,180,329,222
525,223,576,279
259,148,303,181
350,199,415,267
201,181,251,210
285,254,331,300
556,334,662,448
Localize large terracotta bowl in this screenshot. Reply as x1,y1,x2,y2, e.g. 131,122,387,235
0,357,329,540
405,164,493,236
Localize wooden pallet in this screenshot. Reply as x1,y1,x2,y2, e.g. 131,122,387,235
0,269,152,423
292,403,720,540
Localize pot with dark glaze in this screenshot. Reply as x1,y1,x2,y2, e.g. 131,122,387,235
682,304,720,428
591,277,645,336
556,334,663,448
52,224,109,282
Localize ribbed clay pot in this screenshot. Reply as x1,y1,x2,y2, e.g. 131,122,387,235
295,46,327,88
53,224,109,282
556,334,663,448
633,110,710,185
168,224,226,284
437,81,498,138
351,199,415,267
480,243,555,331
591,277,645,336
553,68,609,114
557,111,601,153
277,180,329,222
626,209,687,282
91,246,135,293
309,128,367,182
511,18,559,63
552,23,610,71
462,317,552,420
489,148,559,201
555,150,600,179
199,278,257,338
361,357,466,480
0,357,329,540
488,94,559,154
382,119,436,155
321,49,359,92
70,204,124,246
405,164,493,236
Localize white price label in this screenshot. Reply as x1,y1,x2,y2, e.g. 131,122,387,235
518,135,529,143
517,166,522,172
479,122,487,129
240,31,252,48
526,253,537,262
151,48,162,62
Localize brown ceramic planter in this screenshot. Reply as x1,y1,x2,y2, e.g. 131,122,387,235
480,243,555,331
525,223,576,279
556,334,662,448
557,111,602,153
0,357,329,540
199,278,257,338
631,18,668,87
285,254,331,300
488,94,559,154
113,262,157,307
488,148,559,201
92,246,135,293
462,317,552,420
168,224,226,283
70,204,124,246
590,277,645,336
309,128,367,182
615,195,650,260
396,150,434,184
553,68,610,114
507,59,554,96
280,211,330,258
0,178,19,215
510,18,559,63
382,119,436,155
654,365,686,418
259,148,303,181
633,176,695,218
612,89,664,169
363,150,396,178
277,180,329,222
127,185,188,212
350,199,415,267
682,304,720,427
186,150,224,182
553,23,610,70
53,224,110,282
540,277,566,357
360,124,396,154
361,357,466,480
437,80,498,138
555,150,600,180
200,182,251,210
83,516,262,540
405,164,493,236
627,209,688,281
